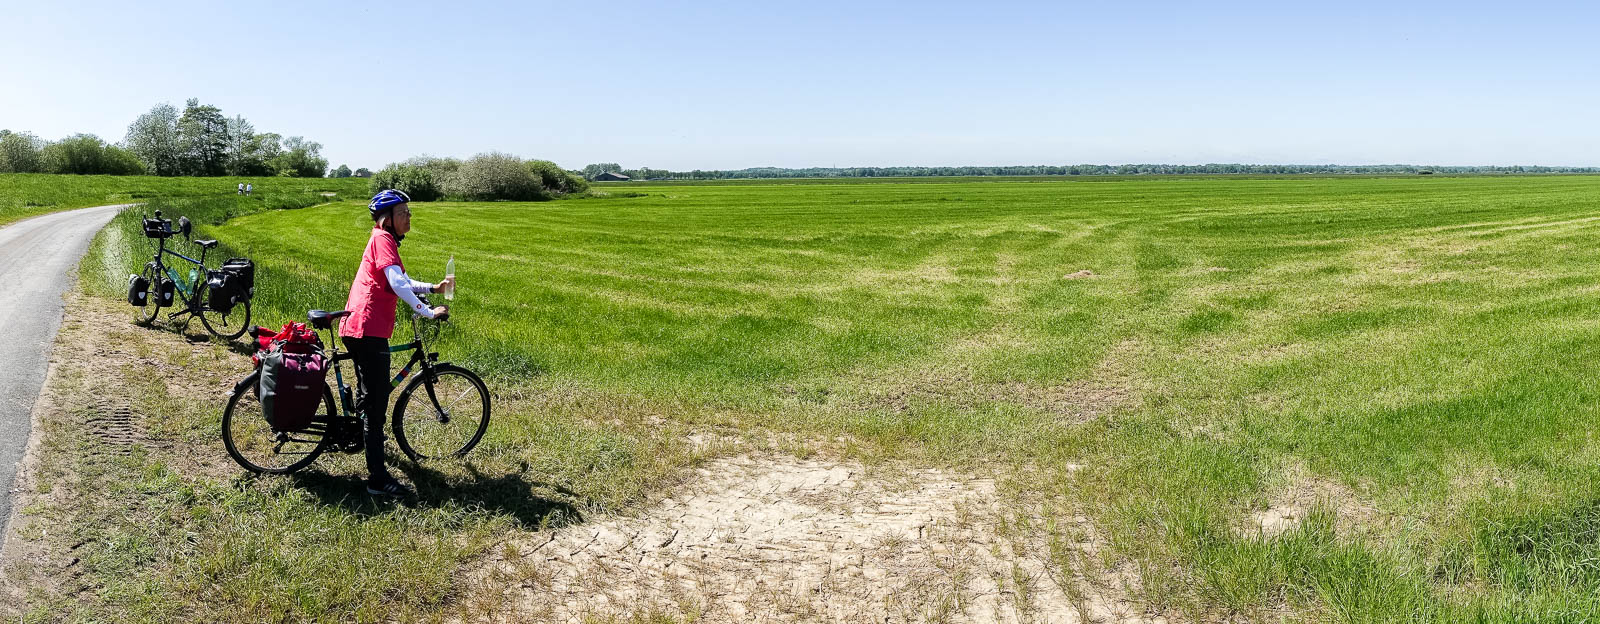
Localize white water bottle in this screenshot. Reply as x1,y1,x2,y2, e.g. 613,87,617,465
444,255,455,300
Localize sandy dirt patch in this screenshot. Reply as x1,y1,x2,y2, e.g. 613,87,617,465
470,455,1156,623
1248,463,1382,539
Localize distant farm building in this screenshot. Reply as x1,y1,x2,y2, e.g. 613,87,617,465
593,172,631,181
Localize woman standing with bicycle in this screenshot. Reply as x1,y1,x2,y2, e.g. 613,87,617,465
341,189,453,497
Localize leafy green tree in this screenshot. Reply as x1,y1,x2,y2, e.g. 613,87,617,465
250,132,283,172
42,134,106,174
448,152,544,200
625,167,669,180
39,134,144,175
525,159,587,194
223,115,274,176
581,163,622,180
125,103,182,176
331,164,352,178
369,163,443,201
269,136,327,177
0,130,45,173
177,98,230,176
404,155,462,182
451,153,541,200
353,167,372,177
102,144,147,175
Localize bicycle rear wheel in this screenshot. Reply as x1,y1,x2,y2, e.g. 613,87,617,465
133,263,162,325
393,364,491,461
200,300,251,340
222,372,335,474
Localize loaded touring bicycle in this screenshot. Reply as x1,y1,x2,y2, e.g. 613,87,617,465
221,296,492,474
128,210,255,339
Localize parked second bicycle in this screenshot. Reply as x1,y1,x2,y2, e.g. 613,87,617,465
126,209,256,339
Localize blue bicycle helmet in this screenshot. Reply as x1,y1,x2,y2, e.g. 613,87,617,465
369,189,410,218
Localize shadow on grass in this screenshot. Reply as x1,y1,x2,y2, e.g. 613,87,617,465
219,336,259,357
130,311,255,352
285,461,589,530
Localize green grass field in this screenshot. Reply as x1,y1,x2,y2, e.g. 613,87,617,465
0,173,369,227
31,175,1600,620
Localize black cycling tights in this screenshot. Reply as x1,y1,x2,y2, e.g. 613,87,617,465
342,336,393,481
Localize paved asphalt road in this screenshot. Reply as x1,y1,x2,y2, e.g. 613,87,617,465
0,204,126,532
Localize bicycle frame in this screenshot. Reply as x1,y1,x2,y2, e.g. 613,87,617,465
325,317,442,419
150,233,212,317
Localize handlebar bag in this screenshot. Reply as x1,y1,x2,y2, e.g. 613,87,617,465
259,348,328,432
142,218,172,239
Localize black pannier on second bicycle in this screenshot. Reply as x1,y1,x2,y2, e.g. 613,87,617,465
127,273,149,306
207,257,255,314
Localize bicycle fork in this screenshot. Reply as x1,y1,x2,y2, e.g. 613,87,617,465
420,371,450,424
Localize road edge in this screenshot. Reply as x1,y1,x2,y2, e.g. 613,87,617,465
0,305,66,609
0,204,133,543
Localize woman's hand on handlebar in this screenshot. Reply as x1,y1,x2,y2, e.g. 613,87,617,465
430,305,449,321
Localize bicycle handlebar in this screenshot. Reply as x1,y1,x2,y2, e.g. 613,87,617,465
417,295,449,322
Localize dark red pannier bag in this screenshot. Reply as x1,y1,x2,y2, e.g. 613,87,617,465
253,322,327,431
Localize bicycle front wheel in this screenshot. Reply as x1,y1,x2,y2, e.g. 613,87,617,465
133,263,162,325
222,371,334,474
394,364,491,461
200,300,251,340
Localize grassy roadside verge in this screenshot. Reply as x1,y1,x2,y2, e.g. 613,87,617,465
4,189,747,622
0,292,720,622
0,174,368,227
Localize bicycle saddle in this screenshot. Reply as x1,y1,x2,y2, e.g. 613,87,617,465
307,309,352,329
193,239,219,249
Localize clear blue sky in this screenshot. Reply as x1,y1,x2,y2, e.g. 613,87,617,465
3,0,1596,171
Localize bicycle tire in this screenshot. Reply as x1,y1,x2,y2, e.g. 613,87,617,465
133,263,162,325
222,371,334,474
393,364,491,461
200,299,251,340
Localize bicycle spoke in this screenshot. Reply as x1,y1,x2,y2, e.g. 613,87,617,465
441,387,477,415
